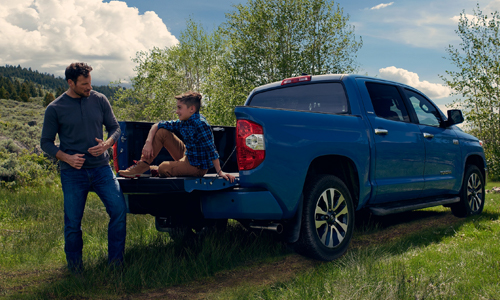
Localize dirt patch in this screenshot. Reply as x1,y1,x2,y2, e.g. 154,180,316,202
0,267,65,296
131,255,320,300
127,210,461,299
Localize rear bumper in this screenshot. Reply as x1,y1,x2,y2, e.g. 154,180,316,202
201,188,283,220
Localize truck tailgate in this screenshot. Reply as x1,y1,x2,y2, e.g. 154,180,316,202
118,173,239,194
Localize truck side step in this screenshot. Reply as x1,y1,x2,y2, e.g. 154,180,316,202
369,196,460,216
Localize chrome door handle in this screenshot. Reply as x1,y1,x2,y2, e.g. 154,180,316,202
375,129,388,135
423,132,434,139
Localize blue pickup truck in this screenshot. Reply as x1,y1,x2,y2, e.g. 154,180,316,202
115,74,487,261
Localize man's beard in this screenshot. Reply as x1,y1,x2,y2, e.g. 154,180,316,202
75,90,90,97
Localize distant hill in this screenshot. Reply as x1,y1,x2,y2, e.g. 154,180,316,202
0,64,124,101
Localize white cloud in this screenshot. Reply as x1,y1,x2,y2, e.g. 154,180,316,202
0,0,178,85
370,2,394,10
379,66,452,99
450,13,478,24
485,0,500,14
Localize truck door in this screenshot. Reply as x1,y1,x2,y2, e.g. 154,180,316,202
402,88,462,197
357,80,426,204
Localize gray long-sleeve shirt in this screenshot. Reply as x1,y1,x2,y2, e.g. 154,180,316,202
40,90,121,170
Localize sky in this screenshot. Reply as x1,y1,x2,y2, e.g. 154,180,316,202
1,0,500,111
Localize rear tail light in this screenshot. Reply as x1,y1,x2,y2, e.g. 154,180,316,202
113,143,119,173
237,120,265,171
479,140,484,147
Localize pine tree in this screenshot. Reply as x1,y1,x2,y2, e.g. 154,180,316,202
43,92,55,107
20,92,29,102
0,86,8,99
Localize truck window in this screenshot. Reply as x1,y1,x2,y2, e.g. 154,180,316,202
366,82,410,122
404,89,441,127
248,83,348,114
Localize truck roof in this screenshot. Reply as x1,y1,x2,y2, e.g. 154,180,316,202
248,74,430,101
250,74,412,93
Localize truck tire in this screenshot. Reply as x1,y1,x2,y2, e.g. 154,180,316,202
295,175,355,261
451,165,485,218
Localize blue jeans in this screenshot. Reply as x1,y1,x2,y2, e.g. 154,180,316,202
60,165,126,270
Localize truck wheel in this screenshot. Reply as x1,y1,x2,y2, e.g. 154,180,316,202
295,175,354,261
451,165,485,218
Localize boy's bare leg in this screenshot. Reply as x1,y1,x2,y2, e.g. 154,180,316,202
142,128,186,164
119,129,186,177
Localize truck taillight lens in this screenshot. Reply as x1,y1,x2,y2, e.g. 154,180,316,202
237,120,265,171
113,143,119,173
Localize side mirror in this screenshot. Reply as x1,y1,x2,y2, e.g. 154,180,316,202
443,109,464,127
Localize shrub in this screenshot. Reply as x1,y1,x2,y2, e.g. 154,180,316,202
0,140,59,189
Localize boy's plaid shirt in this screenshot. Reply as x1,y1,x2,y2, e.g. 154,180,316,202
158,112,219,170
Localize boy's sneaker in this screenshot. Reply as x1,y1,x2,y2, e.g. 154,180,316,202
118,160,151,178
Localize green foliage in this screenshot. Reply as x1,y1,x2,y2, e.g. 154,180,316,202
0,99,45,151
222,0,362,86
113,20,229,123
0,99,60,189
114,1,362,126
42,92,55,107
113,46,185,122
0,141,59,189
442,3,500,179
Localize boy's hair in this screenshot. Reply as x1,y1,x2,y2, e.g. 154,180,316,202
175,91,202,112
65,62,93,84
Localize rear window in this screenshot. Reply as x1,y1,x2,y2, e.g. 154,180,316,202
248,83,349,114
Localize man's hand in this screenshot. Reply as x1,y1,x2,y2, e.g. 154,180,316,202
66,154,86,169
219,171,236,183
88,138,108,157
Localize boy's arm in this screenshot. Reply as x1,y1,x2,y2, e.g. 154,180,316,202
142,122,160,159
213,158,235,183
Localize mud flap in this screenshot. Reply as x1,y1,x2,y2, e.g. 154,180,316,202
282,193,303,243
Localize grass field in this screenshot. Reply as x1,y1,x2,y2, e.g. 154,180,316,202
0,182,499,299
215,182,500,300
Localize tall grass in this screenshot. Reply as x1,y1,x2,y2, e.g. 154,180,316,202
2,183,500,299
215,183,500,300
0,186,289,299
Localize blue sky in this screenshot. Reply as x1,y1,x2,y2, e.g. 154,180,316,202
1,0,499,110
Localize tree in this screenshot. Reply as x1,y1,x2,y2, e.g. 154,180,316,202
0,86,8,99
113,20,226,123
114,1,362,126
222,0,362,89
201,0,362,125
442,3,500,179
43,92,55,107
20,92,29,102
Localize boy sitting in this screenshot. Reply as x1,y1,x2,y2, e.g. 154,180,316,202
118,91,235,183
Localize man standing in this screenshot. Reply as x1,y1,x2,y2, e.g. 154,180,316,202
41,62,126,273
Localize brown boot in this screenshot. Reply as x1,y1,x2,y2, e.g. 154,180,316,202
150,165,159,177
118,160,151,178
